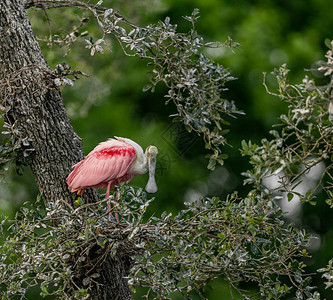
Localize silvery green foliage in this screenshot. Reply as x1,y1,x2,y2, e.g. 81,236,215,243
239,42,333,298
52,6,242,170
1,7,240,173
240,42,333,207
130,194,318,299
100,8,243,169
318,258,333,290
0,187,319,299
0,188,154,299
318,40,333,78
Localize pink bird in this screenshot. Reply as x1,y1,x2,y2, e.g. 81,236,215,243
66,137,158,222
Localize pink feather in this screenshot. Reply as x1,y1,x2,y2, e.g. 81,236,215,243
66,138,137,193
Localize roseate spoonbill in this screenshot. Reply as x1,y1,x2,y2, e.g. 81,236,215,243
66,137,158,222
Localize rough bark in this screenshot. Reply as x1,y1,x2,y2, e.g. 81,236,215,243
0,0,132,298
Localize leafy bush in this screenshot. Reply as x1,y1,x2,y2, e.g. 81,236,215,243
0,187,318,299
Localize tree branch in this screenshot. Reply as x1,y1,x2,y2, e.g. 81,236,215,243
25,0,138,28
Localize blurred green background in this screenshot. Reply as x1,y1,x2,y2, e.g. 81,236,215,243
1,0,333,298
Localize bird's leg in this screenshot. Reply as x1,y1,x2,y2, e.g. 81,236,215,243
114,187,119,223
106,183,112,215
106,183,119,223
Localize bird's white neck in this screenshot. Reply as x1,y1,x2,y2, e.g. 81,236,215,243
116,137,158,193
120,138,148,175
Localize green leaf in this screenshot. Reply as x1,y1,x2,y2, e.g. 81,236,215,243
287,193,294,202
207,157,216,170
294,271,303,284
40,284,49,297
241,140,248,152
142,84,152,92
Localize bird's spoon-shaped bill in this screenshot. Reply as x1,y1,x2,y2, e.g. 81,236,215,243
145,146,158,194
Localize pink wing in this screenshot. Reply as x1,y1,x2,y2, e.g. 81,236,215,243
67,139,136,192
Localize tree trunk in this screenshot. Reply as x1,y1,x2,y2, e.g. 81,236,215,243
0,0,132,298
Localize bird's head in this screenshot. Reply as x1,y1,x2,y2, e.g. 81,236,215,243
145,145,158,194
146,145,158,157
